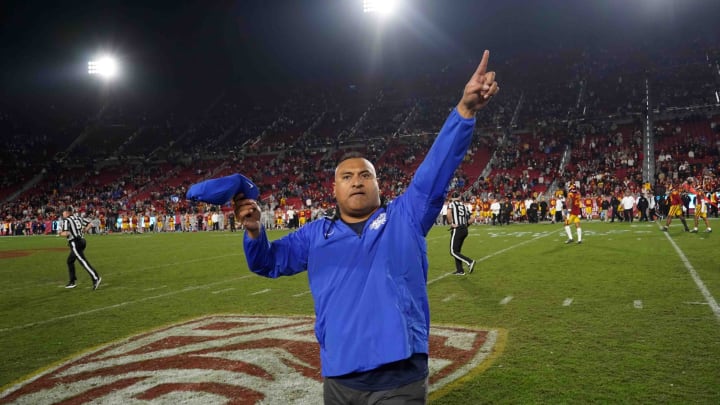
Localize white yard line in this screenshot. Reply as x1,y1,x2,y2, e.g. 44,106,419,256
292,290,312,297
211,288,235,294
143,285,167,292
499,296,513,305
441,293,457,303
662,232,720,323
0,276,248,333
6,253,246,294
562,298,574,307
251,288,271,296
428,231,553,285
117,253,245,276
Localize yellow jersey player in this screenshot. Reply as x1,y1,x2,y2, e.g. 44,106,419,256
662,182,690,232
481,198,491,224
690,186,713,233
564,184,583,244
584,196,594,219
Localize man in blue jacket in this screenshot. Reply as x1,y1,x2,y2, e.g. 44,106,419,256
234,50,499,404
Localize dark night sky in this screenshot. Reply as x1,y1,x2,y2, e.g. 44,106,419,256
1,0,719,108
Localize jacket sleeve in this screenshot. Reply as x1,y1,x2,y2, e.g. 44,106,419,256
243,225,310,278
405,108,476,235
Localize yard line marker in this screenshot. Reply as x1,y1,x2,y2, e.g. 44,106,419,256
562,298,573,307
684,302,709,306
499,296,513,305
5,253,247,293
0,276,249,333
212,288,235,294
662,231,720,323
181,285,206,292
442,294,457,303
251,288,271,296
428,231,553,285
633,300,643,309
116,253,245,276
292,290,312,297
143,285,167,292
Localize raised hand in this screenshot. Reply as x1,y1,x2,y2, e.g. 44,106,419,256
457,50,500,118
233,194,261,237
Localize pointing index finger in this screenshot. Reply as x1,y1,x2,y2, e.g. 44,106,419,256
474,50,490,79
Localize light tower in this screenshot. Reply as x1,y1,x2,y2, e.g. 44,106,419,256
88,55,119,81
363,0,400,16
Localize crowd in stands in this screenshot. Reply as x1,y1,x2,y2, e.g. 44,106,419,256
2,42,720,235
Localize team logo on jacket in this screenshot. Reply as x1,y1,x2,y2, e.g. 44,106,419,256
0,315,504,404
369,213,387,230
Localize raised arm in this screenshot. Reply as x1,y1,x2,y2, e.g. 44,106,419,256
457,50,500,118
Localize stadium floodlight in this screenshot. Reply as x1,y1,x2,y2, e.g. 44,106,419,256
88,55,119,80
363,0,400,16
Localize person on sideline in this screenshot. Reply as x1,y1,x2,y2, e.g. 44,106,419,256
233,50,499,404
621,190,636,223
490,198,501,225
447,192,476,275
59,207,102,290
554,195,565,224
637,193,649,222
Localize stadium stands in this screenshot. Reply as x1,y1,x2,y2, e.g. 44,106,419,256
2,43,720,233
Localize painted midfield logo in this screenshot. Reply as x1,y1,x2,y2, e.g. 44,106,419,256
0,315,504,404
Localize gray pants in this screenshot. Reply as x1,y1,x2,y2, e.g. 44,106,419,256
323,376,427,405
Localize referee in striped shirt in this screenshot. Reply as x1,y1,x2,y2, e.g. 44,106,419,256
60,207,102,290
447,192,476,275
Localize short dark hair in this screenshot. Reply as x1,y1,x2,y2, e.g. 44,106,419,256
63,206,73,213
337,151,367,166
451,191,460,199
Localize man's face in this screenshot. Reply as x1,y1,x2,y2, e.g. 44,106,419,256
62,211,70,218
333,157,381,221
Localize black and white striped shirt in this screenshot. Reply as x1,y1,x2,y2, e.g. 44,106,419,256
63,214,89,241
448,200,470,227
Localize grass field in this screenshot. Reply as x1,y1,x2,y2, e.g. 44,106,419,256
1,219,719,404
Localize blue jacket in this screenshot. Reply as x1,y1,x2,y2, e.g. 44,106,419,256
244,108,475,377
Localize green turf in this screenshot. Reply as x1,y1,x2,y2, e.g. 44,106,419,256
1,219,719,403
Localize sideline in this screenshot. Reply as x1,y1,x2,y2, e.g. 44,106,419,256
428,231,553,285
661,230,720,323
0,276,251,333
